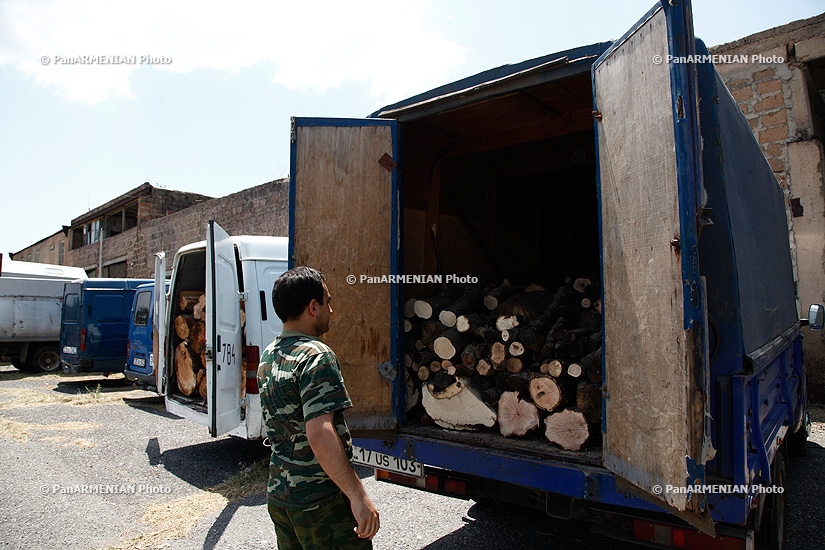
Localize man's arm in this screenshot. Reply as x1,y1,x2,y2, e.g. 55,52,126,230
305,412,380,539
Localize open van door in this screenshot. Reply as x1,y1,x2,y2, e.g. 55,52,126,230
593,0,712,534
153,252,167,394
290,117,400,436
206,220,243,437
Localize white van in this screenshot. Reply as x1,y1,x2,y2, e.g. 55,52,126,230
153,221,288,439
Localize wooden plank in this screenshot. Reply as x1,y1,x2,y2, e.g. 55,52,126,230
293,123,395,430
595,8,692,511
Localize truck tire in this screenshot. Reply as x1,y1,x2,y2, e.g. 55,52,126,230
756,448,787,550
10,358,27,370
787,410,810,457
27,346,62,373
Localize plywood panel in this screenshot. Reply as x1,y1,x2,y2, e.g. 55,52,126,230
595,8,691,510
293,123,395,430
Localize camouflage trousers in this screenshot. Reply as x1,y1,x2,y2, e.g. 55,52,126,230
267,491,373,550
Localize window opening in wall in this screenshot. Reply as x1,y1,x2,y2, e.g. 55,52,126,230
804,57,825,140
103,260,127,278
58,241,65,264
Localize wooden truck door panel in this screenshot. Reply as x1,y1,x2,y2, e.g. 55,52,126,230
153,252,167,395
593,1,711,534
206,220,243,437
289,117,400,435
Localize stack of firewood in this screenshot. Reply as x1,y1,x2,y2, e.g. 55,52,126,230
174,290,207,399
404,278,603,451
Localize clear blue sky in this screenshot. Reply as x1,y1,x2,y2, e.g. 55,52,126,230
1,0,822,256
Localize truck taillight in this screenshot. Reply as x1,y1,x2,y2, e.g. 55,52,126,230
245,346,260,394
80,328,86,352
633,520,746,550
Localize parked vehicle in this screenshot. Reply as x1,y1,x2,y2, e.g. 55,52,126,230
124,281,168,387
286,2,822,548
153,222,288,439
0,258,87,372
60,278,153,374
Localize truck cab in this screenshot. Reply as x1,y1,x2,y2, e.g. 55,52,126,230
154,221,288,439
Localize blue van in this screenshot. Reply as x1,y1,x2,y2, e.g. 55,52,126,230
124,282,168,387
60,278,153,374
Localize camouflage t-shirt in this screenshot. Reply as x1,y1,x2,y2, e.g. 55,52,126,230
257,330,354,510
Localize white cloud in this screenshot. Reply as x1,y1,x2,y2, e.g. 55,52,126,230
0,0,467,104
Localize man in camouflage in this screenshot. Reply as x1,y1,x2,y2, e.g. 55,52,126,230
258,266,380,549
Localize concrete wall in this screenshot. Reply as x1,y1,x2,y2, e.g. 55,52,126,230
711,14,825,393
12,230,70,266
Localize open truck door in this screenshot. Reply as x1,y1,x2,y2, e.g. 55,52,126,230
593,0,713,534
289,117,400,436
206,220,244,437
153,252,167,394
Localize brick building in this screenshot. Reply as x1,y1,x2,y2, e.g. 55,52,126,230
710,12,825,391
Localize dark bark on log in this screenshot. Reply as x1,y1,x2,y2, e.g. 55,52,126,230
421,320,449,350
495,291,553,323
460,344,478,369
505,371,531,390
196,369,207,400
474,326,502,345
504,357,523,373
429,371,457,394
439,286,484,328
576,309,601,331
576,381,602,423
414,286,464,320
483,282,526,311
580,346,602,383
481,386,504,408
188,321,206,356
473,342,491,360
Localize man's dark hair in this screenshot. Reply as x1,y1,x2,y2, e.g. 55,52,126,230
272,266,326,322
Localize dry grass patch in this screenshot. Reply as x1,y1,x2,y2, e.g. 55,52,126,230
105,460,269,550
0,386,145,409
0,417,98,443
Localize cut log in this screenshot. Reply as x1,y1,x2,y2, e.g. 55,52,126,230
476,359,494,376
174,314,195,340
504,357,523,373
483,282,525,311
439,287,484,328
421,377,497,430
404,298,418,318
429,360,442,373
188,321,207,355
193,293,207,320
460,344,478,369
498,391,540,437
417,365,431,381
490,342,507,367
456,313,486,334
508,341,525,357
500,327,518,343
433,328,479,361
544,408,590,451
421,320,449,350
175,342,198,396
414,286,463,320
573,278,592,293
529,375,567,412
576,381,602,423
196,369,207,400
580,346,602,383
473,342,491,360
495,315,522,332
178,291,204,312
495,291,553,322
567,363,583,379
541,359,565,378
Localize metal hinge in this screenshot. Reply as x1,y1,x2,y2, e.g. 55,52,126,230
238,291,249,302
377,360,396,381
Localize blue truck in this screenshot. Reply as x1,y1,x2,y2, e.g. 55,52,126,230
124,281,169,387
287,2,823,548
60,278,153,374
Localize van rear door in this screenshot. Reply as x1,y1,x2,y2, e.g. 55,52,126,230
206,220,243,437
153,253,167,394
289,117,400,436
593,0,711,534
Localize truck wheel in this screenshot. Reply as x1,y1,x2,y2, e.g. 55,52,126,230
10,358,27,370
28,346,62,373
757,449,787,550
787,411,810,457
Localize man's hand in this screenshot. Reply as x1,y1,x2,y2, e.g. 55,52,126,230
306,413,380,539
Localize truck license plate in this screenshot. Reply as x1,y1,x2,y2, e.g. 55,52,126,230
62,346,77,355
132,357,146,367
352,446,424,478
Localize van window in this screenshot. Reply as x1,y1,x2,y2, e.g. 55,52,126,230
92,294,125,322
63,294,80,323
133,291,151,326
